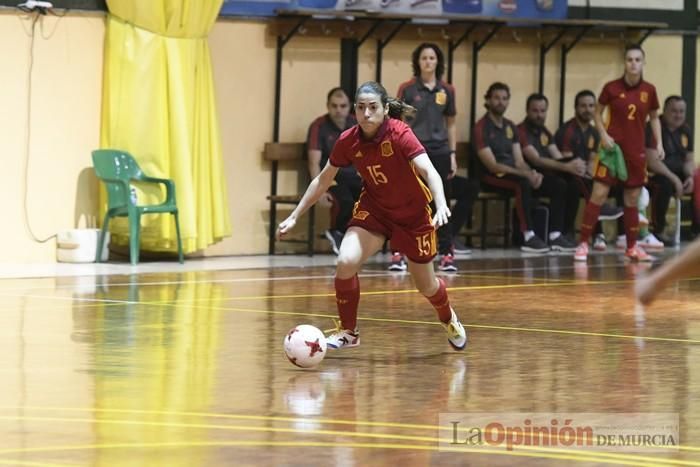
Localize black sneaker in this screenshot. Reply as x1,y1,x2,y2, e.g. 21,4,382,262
324,229,343,255
598,204,623,220
521,235,549,253
453,238,472,255
438,253,458,272
388,252,407,271
549,234,577,252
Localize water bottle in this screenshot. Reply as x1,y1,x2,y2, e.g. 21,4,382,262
129,187,137,205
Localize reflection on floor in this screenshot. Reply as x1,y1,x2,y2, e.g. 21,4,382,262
0,248,698,466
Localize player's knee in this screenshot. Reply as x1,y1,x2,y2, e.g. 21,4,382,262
336,251,362,275
590,187,609,204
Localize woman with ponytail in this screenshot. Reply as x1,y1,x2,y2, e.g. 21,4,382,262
277,81,467,351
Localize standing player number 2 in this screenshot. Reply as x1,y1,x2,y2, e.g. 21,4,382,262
627,104,636,120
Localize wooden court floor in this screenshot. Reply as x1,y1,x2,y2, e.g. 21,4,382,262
0,253,699,466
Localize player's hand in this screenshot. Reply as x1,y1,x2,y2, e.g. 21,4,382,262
601,134,615,150
683,177,694,194
568,158,587,176
447,153,458,180
529,171,543,189
277,216,297,239
586,161,595,178
656,144,665,161
635,270,657,306
672,176,684,199
318,192,334,208
431,205,452,227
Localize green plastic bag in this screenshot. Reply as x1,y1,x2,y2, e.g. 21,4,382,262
598,144,628,181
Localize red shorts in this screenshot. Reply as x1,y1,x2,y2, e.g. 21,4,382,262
347,197,436,263
593,147,647,188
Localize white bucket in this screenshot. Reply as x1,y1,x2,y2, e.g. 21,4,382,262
56,229,110,263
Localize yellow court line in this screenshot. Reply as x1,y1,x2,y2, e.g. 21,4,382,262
179,303,700,345
132,278,634,305
0,415,693,466
6,406,700,454
0,439,687,467
462,322,700,344
13,296,696,344
458,273,576,283
16,277,637,311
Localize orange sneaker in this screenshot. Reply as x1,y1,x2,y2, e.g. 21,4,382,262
625,244,653,262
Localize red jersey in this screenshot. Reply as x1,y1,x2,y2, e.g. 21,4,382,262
329,118,430,221
599,77,659,157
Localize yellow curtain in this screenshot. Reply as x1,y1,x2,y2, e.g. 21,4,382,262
100,0,230,254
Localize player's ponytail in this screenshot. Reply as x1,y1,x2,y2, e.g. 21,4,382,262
386,97,417,120
355,81,416,120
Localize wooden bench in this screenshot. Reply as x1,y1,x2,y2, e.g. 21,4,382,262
455,142,512,249
264,142,316,256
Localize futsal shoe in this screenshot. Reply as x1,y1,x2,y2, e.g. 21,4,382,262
442,309,467,350
625,244,653,262
615,235,627,250
521,235,549,253
549,234,577,252
438,253,458,272
388,252,407,271
326,326,360,349
598,204,623,220
638,233,665,251
593,234,607,251
574,242,589,262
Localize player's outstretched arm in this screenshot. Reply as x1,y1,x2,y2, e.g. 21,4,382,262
277,162,340,238
412,153,451,227
636,238,700,305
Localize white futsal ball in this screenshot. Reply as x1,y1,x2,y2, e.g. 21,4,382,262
284,324,327,369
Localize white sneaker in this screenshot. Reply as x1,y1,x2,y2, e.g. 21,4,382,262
638,233,664,251
593,234,607,251
442,309,467,350
326,326,360,349
616,235,627,250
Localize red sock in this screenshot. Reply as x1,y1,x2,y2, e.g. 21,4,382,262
426,278,452,323
579,202,601,243
335,275,359,330
624,206,639,249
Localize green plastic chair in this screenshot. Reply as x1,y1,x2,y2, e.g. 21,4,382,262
92,149,184,265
